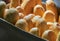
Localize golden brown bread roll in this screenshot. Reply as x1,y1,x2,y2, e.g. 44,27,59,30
46,0,58,22
21,0,36,15
43,10,56,22
29,27,39,36
24,14,35,31
33,5,45,17
15,19,28,31
0,1,6,18
36,18,48,37
10,0,20,8
42,30,57,41
32,15,41,27
4,8,19,24
24,14,35,22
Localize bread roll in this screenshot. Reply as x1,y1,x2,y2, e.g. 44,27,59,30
10,0,20,8
42,30,56,41
4,8,19,24
32,15,41,27
24,14,35,31
24,14,35,22
46,0,58,22
0,1,6,18
33,5,45,17
15,19,28,31
29,27,39,36
36,18,48,37
21,0,36,15
43,10,55,22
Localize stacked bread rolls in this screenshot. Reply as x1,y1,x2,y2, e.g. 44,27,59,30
1,0,60,41
46,0,58,22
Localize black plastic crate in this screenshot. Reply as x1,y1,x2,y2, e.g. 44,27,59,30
0,18,46,41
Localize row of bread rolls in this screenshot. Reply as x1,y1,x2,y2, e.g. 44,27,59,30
0,0,60,41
